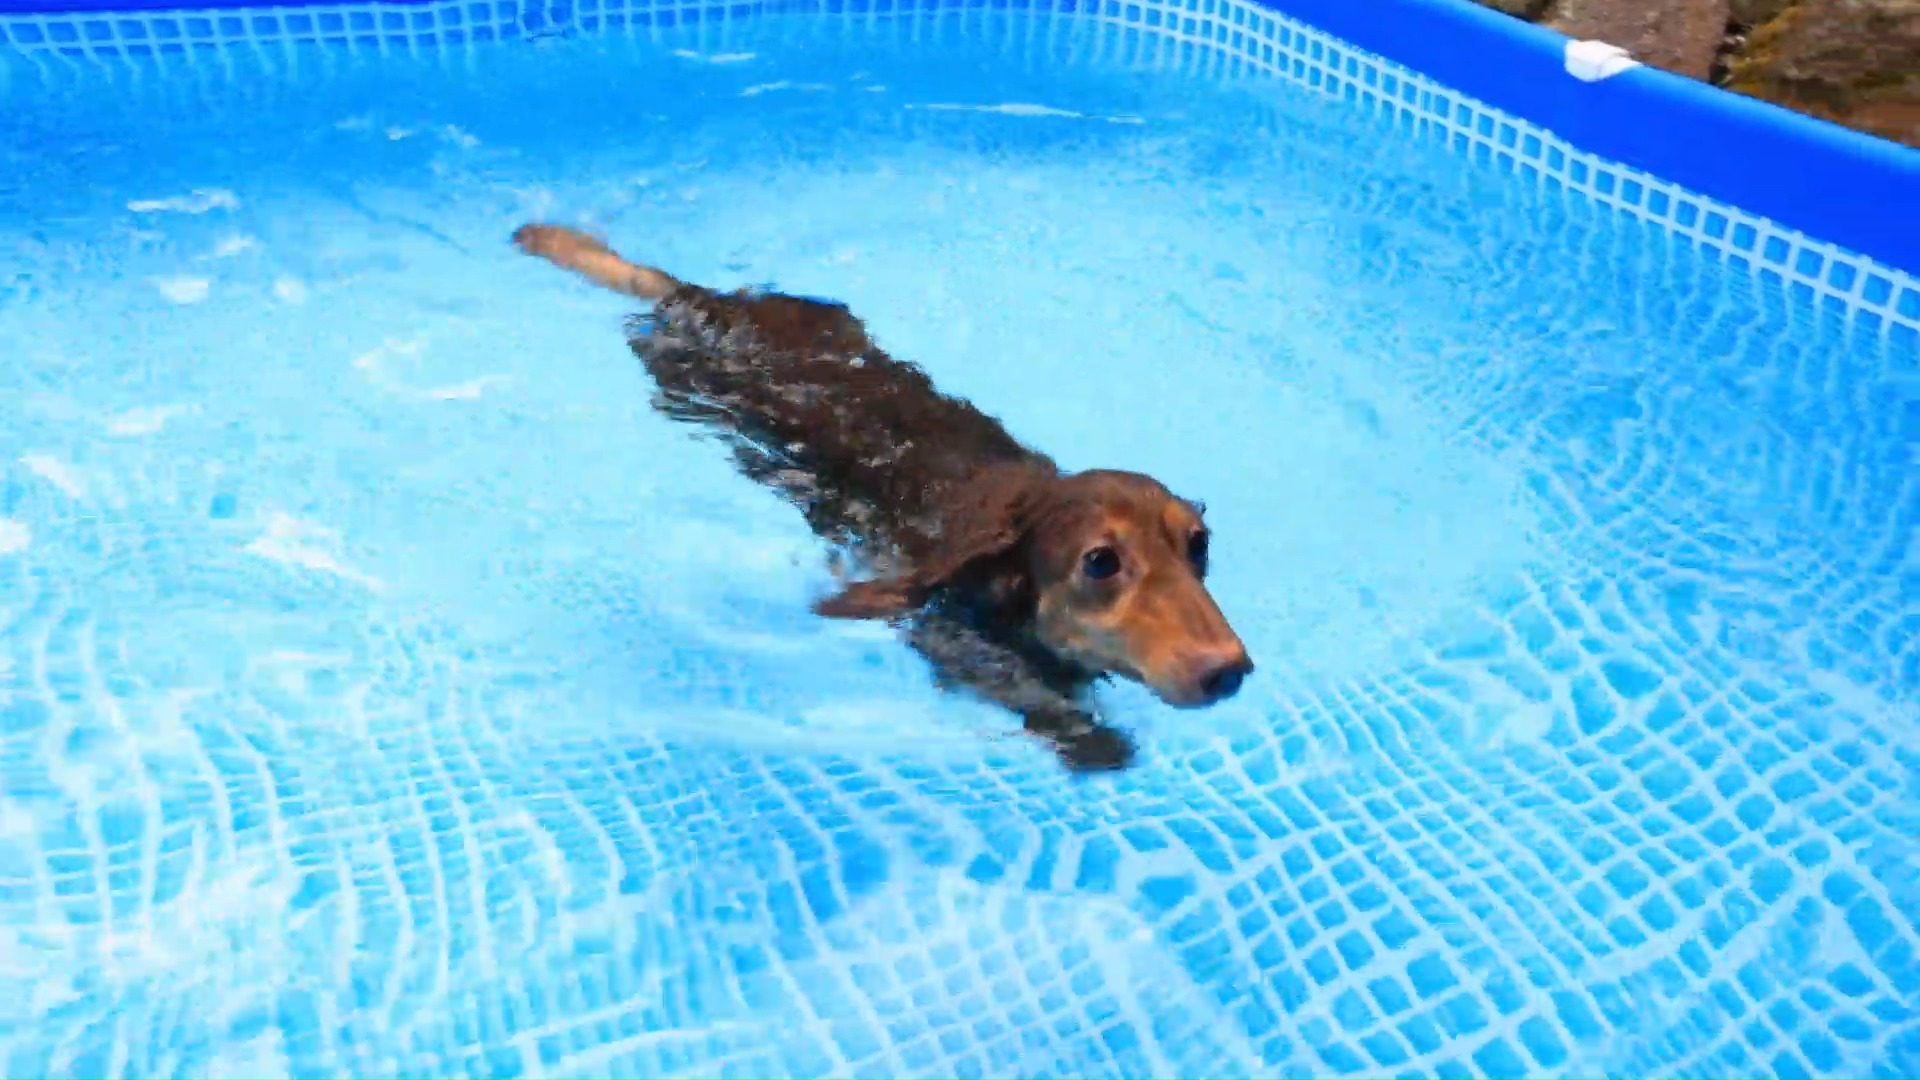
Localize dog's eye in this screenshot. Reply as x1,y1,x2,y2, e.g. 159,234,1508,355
1081,546,1122,581
1189,531,1210,573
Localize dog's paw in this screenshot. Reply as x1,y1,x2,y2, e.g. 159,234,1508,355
1024,710,1137,773
1056,723,1137,773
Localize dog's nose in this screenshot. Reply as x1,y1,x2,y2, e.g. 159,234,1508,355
1197,654,1254,703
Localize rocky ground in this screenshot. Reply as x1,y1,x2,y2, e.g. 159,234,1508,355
1474,0,1920,147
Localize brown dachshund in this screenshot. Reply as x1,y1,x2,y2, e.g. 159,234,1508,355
513,223,1253,772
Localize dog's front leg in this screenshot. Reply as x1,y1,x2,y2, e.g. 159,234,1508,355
903,615,1137,772
1018,705,1136,773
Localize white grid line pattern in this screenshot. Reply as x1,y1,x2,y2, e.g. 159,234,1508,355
2,2,1914,1077
0,1,529,52
3,0,1915,337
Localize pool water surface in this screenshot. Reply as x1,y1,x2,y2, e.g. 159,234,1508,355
0,11,1916,1078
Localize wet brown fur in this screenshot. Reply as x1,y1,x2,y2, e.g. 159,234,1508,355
513,224,1251,772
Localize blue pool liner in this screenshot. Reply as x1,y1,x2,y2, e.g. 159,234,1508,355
2,0,1917,1076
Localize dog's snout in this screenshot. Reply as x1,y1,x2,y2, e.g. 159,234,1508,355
1196,653,1254,704
1154,646,1253,708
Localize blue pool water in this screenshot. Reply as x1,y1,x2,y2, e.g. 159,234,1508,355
2,9,1917,1078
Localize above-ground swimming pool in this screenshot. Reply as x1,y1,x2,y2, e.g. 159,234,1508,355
2,0,1917,1077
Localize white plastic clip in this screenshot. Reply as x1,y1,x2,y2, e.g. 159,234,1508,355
1563,39,1640,82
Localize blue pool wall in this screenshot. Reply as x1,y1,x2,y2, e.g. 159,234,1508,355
4,0,1918,347
1275,0,1920,281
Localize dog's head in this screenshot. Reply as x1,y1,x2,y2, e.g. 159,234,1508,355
815,467,1253,708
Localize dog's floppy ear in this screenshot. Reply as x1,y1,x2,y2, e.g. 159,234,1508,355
813,466,1049,621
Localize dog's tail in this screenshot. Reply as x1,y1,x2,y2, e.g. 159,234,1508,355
512,223,682,301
